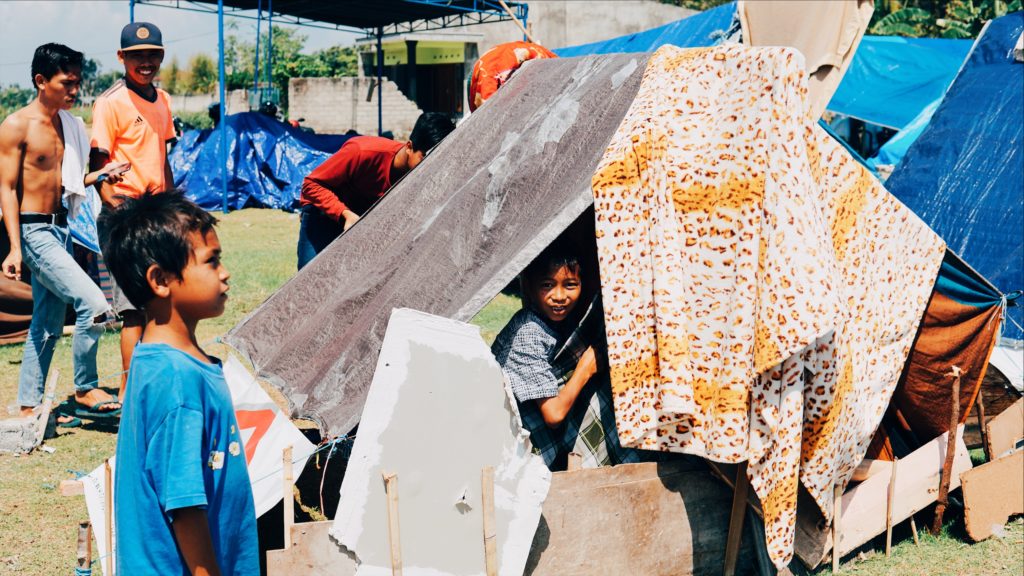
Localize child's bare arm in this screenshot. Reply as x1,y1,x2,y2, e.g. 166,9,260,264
536,346,598,428
172,507,222,576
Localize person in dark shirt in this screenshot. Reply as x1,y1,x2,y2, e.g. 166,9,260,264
296,112,455,269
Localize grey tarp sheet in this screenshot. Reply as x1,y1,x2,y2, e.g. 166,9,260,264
226,54,649,436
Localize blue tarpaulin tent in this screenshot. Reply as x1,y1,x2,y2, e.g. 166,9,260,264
169,112,351,212
884,12,1023,338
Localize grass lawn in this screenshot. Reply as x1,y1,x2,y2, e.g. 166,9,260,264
1,208,1020,575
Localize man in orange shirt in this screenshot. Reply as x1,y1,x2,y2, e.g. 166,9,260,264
90,22,176,395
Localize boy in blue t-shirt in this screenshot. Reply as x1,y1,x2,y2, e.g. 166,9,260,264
99,192,258,575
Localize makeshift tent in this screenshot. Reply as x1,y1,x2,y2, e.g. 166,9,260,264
0,229,31,345
169,112,352,212
227,54,649,436
883,12,1023,340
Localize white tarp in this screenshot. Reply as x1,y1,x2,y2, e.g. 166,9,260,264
223,355,317,516
82,458,116,576
331,308,551,576
991,343,1024,392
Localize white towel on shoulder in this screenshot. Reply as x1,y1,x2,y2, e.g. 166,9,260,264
59,109,99,220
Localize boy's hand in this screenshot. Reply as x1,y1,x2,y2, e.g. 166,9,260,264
99,161,131,185
2,249,20,281
342,210,360,232
171,507,222,576
577,346,599,382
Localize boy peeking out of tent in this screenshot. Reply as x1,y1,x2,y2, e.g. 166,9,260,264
491,239,642,471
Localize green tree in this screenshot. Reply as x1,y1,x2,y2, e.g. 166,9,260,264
188,53,218,94
164,56,182,94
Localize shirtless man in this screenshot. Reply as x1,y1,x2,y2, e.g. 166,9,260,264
0,43,128,423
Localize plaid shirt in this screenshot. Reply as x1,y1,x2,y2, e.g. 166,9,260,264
491,298,640,470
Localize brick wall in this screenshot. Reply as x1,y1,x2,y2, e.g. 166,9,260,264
288,77,423,139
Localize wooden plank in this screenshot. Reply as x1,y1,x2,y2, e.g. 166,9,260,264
481,466,497,576
525,461,754,575
793,426,971,568
283,446,294,549
724,462,750,576
832,484,842,573
266,521,357,575
34,369,60,448
986,398,1023,459
851,459,892,483
962,449,1024,541
932,368,961,535
104,459,113,576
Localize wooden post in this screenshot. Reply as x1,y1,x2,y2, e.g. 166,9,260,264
383,472,403,576
104,459,113,576
34,369,60,447
974,391,990,461
723,462,749,576
885,457,898,557
282,445,294,549
909,514,920,546
567,452,583,471
497,0,540,45
76,521,92,572
481,466,497,576
932,366,961,535
832,483,843,573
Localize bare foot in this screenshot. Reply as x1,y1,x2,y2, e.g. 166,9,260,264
75,388,122,412
19,405,77,425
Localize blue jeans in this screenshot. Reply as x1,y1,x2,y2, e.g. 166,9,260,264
17,221,111,407
296,205,344,270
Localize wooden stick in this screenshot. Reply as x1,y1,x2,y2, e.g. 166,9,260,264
481,466,497,576
974,391,989,461
34,369,60,447
885,457,898,557
383,472,403,576
909,514,920,546
832,482,843,573
723,462,749,576
932,367,961,535
282,445,294,549
497,0,540,45
104,459,113,576
567,452,582,471
76,521,92,571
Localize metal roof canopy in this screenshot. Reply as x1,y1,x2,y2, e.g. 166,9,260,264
131,0,527,214
134,0,528,35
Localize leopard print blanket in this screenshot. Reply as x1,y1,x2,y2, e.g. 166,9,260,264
592,44,945,567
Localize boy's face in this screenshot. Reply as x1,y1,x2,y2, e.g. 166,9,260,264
529,265,582,324
118,48,164,87
170,229,230,321
35,66,81,110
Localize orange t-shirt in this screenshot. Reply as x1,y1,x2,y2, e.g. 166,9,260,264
90,80,175,198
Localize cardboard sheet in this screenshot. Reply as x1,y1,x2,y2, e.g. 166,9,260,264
332,308,551,576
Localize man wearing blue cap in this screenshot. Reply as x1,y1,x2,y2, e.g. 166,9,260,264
90,22,177,399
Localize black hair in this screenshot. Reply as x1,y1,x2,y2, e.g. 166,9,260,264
98,191,218,309
31,43,84,86
522,239,583,285
409,112,455,153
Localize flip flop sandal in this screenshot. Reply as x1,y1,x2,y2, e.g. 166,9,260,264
56,414,83,428
73,399,122,420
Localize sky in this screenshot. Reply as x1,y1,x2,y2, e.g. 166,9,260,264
0,0,360,87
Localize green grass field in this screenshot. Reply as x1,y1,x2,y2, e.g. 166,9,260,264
0,208,1020,575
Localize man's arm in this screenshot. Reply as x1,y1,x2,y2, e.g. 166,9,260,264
89,149,121,206
164,145,174,192
172,507,222,576
0,116,26,280
536,346,598,428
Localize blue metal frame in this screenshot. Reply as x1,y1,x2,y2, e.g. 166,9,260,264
253,0,261,94
217,0,228,213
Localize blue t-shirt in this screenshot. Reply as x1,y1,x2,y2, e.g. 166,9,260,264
115,343,259,575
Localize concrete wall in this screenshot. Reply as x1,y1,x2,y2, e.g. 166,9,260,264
450,0,696,53
288,77,423,138
170,89,249,115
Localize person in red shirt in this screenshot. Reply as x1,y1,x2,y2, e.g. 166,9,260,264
297,112,455,269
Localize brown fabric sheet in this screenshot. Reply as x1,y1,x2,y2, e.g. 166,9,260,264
0,229,32,344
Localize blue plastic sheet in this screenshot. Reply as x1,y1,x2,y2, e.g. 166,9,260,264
169,112,352,212
828,36,972,130
553,2,737,57
885,12,1023,338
